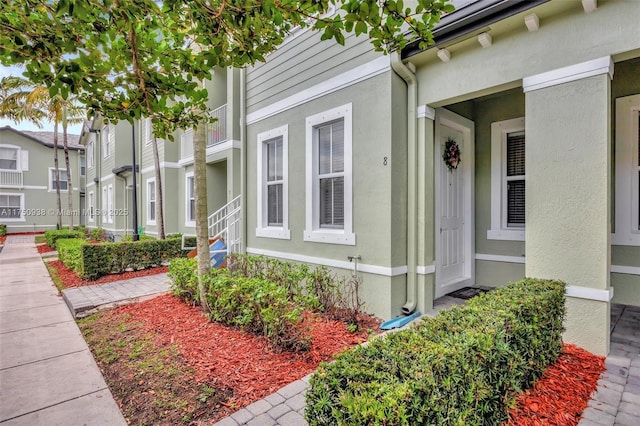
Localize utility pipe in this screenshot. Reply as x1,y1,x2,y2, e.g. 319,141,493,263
390,52,418,315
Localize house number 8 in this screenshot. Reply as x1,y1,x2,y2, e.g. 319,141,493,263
383,157,388,166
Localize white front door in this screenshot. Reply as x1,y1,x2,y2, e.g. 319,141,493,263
435,109,475,298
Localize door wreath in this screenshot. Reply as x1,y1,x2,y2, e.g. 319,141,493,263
442,137,461,172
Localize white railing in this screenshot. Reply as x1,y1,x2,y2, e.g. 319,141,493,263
208,194,242,255
0,170,23,187
207,104,227,147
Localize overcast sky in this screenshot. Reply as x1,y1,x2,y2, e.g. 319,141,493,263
0,65,84,135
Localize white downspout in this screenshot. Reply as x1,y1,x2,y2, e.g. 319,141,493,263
390,52,418,315
239,67,247,254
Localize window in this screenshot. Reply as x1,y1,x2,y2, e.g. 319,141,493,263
143,118,153,145
147,178,156,224
107,184,113,224
87,138,94,169
49,168,69,192
0,146,18,170
185,172,195,225
103,124,113,158
613,94,640,245
488,117,525,241
0,193,23,221
80,155,85,177
304,104,355,245
102,187,108,223
88,191,94,222
256,125,289,239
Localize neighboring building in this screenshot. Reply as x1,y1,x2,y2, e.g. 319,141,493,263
0,126,84,233
83,0,640,356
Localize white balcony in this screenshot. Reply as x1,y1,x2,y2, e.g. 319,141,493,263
207,104,227,147
0,170,23,187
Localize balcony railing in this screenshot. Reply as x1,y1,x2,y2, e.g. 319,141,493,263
207,104,227,147
0,170,23,187
181,130,194,160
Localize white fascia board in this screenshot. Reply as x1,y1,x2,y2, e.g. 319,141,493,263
206,140,241,157
523,56,613,93
475,253,526,264
246,56,391,125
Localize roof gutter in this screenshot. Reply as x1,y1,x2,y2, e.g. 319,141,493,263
390,53,418,315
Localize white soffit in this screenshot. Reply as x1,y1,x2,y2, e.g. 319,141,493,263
523,56,613,93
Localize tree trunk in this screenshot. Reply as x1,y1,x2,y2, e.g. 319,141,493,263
62,103,73,230
53,121,62,229
194,122,211,314
151,136,165,239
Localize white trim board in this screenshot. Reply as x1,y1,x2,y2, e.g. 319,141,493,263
611,265,640,276
246,247,407,277
417,105,436,120
523,56,613,93
206,140,242,157
475,253,526,264
140,162,181,175
566,286,614,303
246,56,391,125
416,264,436,275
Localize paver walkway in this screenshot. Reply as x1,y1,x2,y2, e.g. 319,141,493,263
0,235,126,425
62,273,170,318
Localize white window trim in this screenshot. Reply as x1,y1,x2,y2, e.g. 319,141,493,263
185,171,195,228
103,124,113,158
102,186,108,223
48,167,69,192
146,177,157,225
304,103,355,245
612,94,640,246
107,184,114,224
143,118,153,146
79,154,85,177
0,144,23,171
0,192,25,222
487,117,525,241
256,125,290,239
87,138,94,169
88,191,95,222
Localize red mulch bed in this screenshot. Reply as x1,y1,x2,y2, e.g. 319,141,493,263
112,294,376,418
0,235,5,245
506,343,605,425
37,244,56,253
47,260,168,288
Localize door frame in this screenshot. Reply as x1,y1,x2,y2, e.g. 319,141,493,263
434,108,475,298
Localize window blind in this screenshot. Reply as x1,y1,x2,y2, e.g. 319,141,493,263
506,131,525,226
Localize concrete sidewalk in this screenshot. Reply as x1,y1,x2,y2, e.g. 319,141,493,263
62,273,170,318
0,235,126,425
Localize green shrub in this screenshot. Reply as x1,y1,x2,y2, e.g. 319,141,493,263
121,233,156,242
44,229,84,249
305,278,566,426
89,227,107,242
57,238,88,272
70,238,187,280
168,258,200,303
204,270,308,352
0,224,6,236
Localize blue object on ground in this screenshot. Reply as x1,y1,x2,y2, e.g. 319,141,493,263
379,311,422,330
209,239,227,268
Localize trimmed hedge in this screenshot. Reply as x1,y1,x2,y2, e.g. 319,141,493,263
44,229,84,248
0,224,6,236
57,238,88,272
58,239,186,280
305,278,566,426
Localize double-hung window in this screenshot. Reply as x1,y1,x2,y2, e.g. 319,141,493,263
107,184,113,224
103,124,114,158
0,146,18,170
304,104,355,245
147,178,156,225
49,168,69,192
0,193,23,221
87,138,94,169
88,191,95,222
613,94,640,245
256,125,289,239
185,172,195,226
488,117,525,241
102,187,108,223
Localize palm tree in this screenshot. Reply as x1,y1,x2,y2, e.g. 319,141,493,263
0,77,84,229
